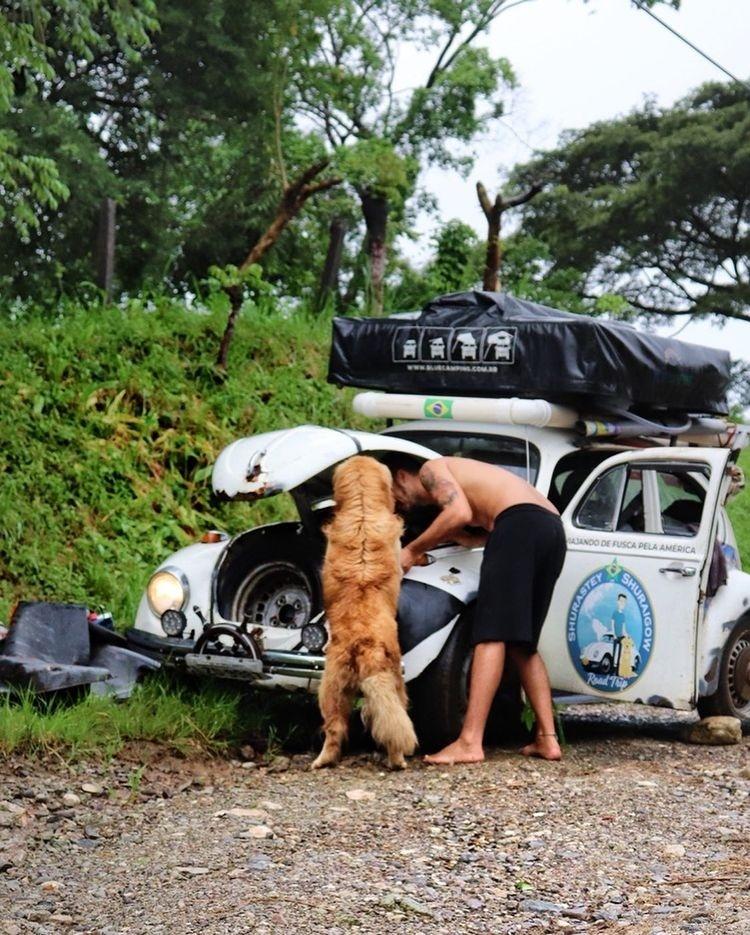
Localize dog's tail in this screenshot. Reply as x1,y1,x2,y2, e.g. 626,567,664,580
360,672,418,757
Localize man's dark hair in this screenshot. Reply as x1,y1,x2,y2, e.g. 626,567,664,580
618,593,627,600
379,452,424,477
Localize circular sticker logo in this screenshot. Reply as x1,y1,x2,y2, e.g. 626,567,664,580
567,558,654,693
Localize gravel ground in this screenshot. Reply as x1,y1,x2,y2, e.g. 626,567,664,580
1,705,749,935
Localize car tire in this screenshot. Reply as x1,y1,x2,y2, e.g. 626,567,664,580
408,609,524,753
599,654,613,675
214,523,323,629
697,616,750,730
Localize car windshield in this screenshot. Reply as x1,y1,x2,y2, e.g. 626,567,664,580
386,430,540,484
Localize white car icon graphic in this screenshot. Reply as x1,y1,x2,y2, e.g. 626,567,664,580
402,339,418,359
487,330,514,361
429,337,446,359
455,332,477,360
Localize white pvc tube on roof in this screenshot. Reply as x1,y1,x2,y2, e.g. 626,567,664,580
353,392,578,428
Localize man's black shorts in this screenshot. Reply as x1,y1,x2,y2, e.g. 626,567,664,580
472,504,567,649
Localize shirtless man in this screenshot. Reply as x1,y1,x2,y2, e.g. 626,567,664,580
383,454,566,764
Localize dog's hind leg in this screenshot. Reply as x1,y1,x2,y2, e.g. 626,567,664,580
360,671,418,771
311,673,354,769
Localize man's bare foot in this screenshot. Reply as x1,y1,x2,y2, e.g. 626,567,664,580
424,736,484,765
521,733,562,761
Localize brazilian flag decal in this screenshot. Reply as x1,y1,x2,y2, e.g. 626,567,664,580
424,398,453,419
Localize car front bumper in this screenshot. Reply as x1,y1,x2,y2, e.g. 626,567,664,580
125,627,195,661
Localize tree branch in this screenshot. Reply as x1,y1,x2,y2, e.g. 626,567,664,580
502,181,543,210
271,69,288,189
425,0,534,88
425,23,462,90
476,181,493,219
622,296,750,323
300,175,343,199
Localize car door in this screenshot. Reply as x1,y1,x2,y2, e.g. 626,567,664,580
539,447,731,709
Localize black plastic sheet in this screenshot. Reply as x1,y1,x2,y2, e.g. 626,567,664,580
328,291,731,415
0,602,158,696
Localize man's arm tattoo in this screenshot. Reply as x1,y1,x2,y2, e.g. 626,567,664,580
421,466,459,508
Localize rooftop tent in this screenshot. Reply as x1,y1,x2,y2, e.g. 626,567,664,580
327,291,732,416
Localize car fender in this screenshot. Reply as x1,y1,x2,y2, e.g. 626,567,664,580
698,567,750,697
398,547,481,681
134,540,227,640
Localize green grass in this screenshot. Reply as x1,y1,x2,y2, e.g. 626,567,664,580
727,448,750,563
0,295,371,627
0,677,241,758
0,294,366,758
0,673,320,759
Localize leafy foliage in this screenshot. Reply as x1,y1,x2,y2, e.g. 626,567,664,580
0,297,370,626
337,140,416,207
511,81,750,324
0,0,157,238
392,219,483,307
0,0,724,312
392,221,627,315
0,1,328,297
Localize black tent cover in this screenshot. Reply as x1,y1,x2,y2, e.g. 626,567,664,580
328,291,731,415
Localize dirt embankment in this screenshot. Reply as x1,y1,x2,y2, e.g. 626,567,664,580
1,709,749,935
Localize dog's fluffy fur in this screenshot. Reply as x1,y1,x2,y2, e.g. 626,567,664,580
311,455,417,770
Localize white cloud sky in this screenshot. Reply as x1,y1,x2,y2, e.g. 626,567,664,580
405,0,750,361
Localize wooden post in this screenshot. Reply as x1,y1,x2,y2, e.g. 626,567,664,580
95,197,116,300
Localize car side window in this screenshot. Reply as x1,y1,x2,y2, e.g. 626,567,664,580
575,465,626,531
617,468,645,532
575,462,709,536
388,431,540,483
657,469,706,537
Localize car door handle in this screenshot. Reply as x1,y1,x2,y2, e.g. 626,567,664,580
659,564,696,577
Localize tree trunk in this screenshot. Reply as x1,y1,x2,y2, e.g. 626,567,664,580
483,212,502,292
216,160,341,368
476,180,544,294
359,189,389,315
316,216,348,312
95,197,116,301
476,182,502,292
217,285,243,371
341,238,367,310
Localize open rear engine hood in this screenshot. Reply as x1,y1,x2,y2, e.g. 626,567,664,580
212,424,437,500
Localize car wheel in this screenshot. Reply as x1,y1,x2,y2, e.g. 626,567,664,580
232,561,315,630
214,523,323,631
407,609,523,752
598,654,613,675
697,617,750,730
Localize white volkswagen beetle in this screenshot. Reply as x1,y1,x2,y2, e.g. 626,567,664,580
127,392,750,746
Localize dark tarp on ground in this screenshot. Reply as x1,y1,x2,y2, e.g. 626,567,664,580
328,291,732,415
0,601,159,696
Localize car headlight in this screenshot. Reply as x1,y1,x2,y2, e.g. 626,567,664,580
147,568,188,616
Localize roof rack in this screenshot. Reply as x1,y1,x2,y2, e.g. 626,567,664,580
352,392,749,451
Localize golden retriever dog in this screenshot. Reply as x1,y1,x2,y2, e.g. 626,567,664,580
312,455,417,770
